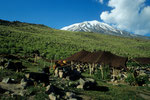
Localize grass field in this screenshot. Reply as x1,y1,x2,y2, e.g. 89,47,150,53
1,19,150,60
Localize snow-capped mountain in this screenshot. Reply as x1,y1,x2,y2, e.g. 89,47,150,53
61,20,132,37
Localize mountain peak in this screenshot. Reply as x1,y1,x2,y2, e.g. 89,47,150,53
83,20,99,24
61,20,132,37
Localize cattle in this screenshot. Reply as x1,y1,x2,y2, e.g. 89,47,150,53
25,72,49,86
5,61,25,72
42,67,50,75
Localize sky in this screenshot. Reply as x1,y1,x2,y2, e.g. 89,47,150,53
0,0,150,36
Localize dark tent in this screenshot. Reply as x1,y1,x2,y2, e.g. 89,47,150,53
80,51,103,63
110,55,128,70
132,57,150,65
65,50,91,62
65,50,128,69
96,51,128,69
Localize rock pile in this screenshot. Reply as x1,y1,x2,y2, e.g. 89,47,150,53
54,66,81,81
77,78,97,90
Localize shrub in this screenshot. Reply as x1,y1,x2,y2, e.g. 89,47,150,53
94,65,110,80
94,69,102,80
136,75,149,86
125,73,136,85
0,69,24,83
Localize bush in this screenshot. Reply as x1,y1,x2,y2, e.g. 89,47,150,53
94,65,110,80
136,75,149,86
94,69,102,80
0,69,24,83
125,71,149,86
125,73,136,85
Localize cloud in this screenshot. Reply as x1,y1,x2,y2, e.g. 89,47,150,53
96,0,103,4
99,0,103,4
100,0,150,35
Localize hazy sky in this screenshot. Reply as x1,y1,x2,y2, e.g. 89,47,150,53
0,0,150,36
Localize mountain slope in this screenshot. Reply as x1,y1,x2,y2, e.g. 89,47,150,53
61,20,143,38
0,19,150,59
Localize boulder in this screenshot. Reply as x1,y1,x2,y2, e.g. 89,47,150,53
65,92,76,99
66,92,76,98
46,84,54,94
59,70,64,78
54,68,59,77
77,78,97,90
49,93,57,100
79,78,86,85
20,78,27,89
69,82,77,87
20,78,34,89
77,84,84,89
2,78,12,84
66,76,70,80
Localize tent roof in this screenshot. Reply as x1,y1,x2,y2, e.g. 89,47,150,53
65,50,90,62
133,57,150,65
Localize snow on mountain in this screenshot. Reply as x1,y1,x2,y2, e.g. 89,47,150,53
61,20,132,37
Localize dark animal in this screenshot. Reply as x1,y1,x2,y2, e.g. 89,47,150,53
42,67,50,75
25,72,49,86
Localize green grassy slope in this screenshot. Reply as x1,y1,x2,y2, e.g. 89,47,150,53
0,19,150,59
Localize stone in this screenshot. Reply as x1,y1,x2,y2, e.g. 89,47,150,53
77,68,81,72
69,82,77,87
66,92,76,98
66,92,76,99
54,68,59,77
2,78,11,83
77,84,84,89
46,84,54,94
56,95,60,100
145,71,150,74
66,76,70,80
68,98,78,100
140,70,146,73
77,78,97,90
19,91,25,96
111,78,115,82
79,78,85,85
139,73,147,76
85,78,95,83
49,93,57,100
59,70,64,78
149,78,150,81
148,84,150,87
20,78,28,89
